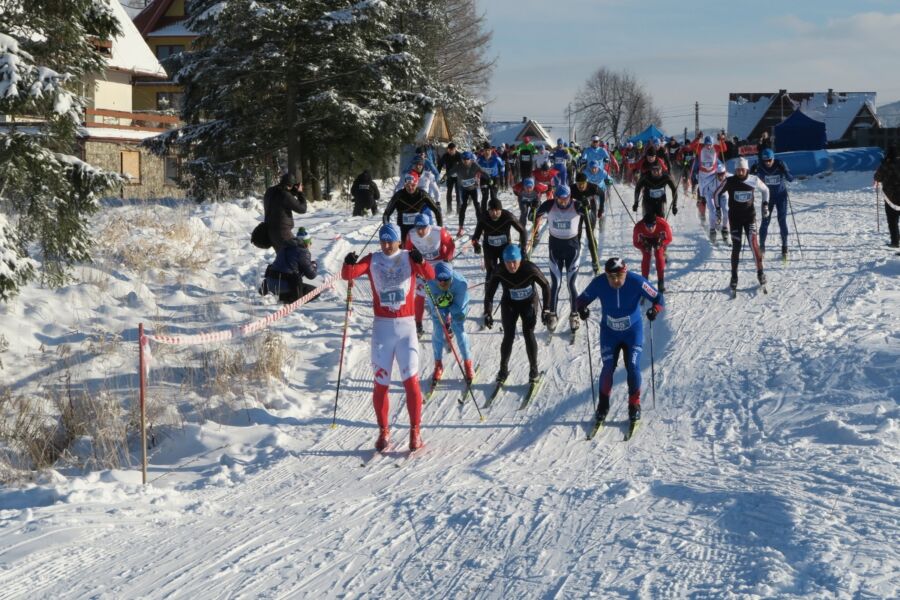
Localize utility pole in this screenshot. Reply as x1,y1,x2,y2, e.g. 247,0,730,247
694,101,700,137
567,103,572,142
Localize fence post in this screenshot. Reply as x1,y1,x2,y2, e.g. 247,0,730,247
138,322,148,485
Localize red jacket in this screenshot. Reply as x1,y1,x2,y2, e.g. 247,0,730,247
636,157,669,176
633,218,673,251
532,168,560,196
341,251,435,318
403,227,455,263
513,180,549,200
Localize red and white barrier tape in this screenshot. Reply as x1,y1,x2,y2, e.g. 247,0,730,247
145,274,339,347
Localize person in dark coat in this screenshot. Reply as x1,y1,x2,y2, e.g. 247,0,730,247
261,227,319,303
351,170,380,216
874,145,900,248
264,172,308,251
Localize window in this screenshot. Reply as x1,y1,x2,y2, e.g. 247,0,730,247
164,157,179,185
155,45,184,60
156,92,184,111
121,151,141,185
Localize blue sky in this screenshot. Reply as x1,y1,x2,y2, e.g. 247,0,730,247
476,0,900,139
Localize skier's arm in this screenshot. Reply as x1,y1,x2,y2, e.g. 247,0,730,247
781,161,794,182
535,199,554,220
633,177,645,203
471,216,485,241
422,194,443,226
412,257,436,281
756,179,771,212
403,236,414,252
341,253,372,280
575,277,601,312
442,229,456,259
661,220,673,247
509,215,527,248
529,263,551,311
666,175,678,203
453,278,471,317
640,277,665,311
382,194,399,224
288,191,308,215
632,224,644,250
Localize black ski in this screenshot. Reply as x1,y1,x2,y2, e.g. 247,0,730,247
624,420,641,441
424,378,441,403
458,366,480,405
519,372,544,410
586,417,606,441
483,380,505,409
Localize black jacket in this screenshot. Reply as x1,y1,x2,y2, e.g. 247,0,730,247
875,157,900,205
264,184,307,250
350,171,380,204
382,188,443,228
437,151,463,178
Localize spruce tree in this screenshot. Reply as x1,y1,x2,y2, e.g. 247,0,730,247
0,0,121,300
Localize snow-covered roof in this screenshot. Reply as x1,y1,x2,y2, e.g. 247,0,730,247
145,22,196,37
728,95,774,140
79,125,164,141
107,0,167,78
119,1,147,19
798,92,877,141
485,119,555,147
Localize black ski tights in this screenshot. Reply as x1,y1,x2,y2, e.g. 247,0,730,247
499,301,538,378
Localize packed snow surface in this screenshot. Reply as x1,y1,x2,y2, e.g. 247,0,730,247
0,172,897,598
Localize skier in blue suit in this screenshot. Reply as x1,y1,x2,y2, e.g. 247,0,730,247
751,148,794,258
550,138,572,185
425,262,475,384
575,257,664,427
581,135,611,172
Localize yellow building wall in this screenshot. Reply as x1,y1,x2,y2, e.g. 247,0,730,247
92,71,133,112
133,83,183,112
165,0,186,17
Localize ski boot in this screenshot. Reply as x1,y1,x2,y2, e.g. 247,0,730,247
456,227,465,238
546,313,559,332
409,426,423,451
528,368,541,385
721,228,731,246
495,368,509,385
431,360,444,384
375,428,390,452
757,270,767,285
628,402,641,424
730,274,738,292
569,313,581,332
709,228,717,244
463,359,475,384
658,276,665,294
781,245,788,261
595,394,610,423
416,321,424,340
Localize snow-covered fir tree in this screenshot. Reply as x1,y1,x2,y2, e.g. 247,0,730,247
0,0,122,300
150,0,488,200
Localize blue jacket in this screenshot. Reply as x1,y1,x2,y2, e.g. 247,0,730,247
583,167,610,190
750,159,792,200
404,157,440,178
581,146,611,171
576,271,663,331
476,155,505,178
266,243,317,293
425,271,470,318
551,148,571,170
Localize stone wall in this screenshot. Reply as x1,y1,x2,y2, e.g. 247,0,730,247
82,140,186,200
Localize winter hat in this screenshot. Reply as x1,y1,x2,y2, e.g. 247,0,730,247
604,257,627,274
557,138,564,145
462,151,475,160
717,163,727,174
575,172,588,183
588,160,601,169
295,226,312,245
703,135,714,145
643,212,657,227
555,184,571,198
591,135,601,142
645,149,657,158
735,157,749,170
434,262,453,281
280,172,298,187
523,177,535,187
420,206,435,225
403,173,418,185
379,223,401,243
447,142,456,149
502,245,522,262
487,198,503,210
414,214,431,228
761,148,775,160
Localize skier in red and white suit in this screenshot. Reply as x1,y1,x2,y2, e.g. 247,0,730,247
632,212,673,293
341,222,436,451
403,212,455,337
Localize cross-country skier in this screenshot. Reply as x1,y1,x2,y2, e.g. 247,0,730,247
712,163,732,247
476,143,505,213
534,184,600,332
534,144,551,173
426,262,475,385
402,146,439,178
404,213,456,338
571,172,603,243
583,160,613,219
471,198,527,283
714,157,770,293
632,213,673,292
484,244,551,386
514,136,538,180
455,151,485,236
341,223,436,451
402,158,441,201
383,174,443,244
513,177,549,226
437,142,462,215
633,161,678,218
581,135,612,173
551,138,571,185
751,148,794,258
533,162,561,198
575,257,664,429
874,145,900,248
691,135,727,239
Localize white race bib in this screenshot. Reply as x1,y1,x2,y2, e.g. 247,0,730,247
402,213,418,225
358,184,369,190
734,191,753,203
764,175,782,186
606,315,631,331
487,234,507,246
553,220,571,230
520,155,532,162
461,178,477,188
649,188,665,198
510,286,533,301
370,252,412,311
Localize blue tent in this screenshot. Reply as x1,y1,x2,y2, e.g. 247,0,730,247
627,125,667,144
773,111,827,152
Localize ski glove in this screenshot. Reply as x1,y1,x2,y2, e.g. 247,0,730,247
541,310,552,325
632,203,639,212
578,306,590,320
605,178,614,186
762,203,770,218
483,313,494,329
672,204,678,216
646,305,659,321
344,252,358,265
409,248,425,264
472,239,482,254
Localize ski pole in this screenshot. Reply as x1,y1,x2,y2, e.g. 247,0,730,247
786,192,803,259
585,317,597,414
331,279,353,428
581,203,601,275
650,321,657,410
423,283,484,421
876,185,881,233
610,182,637,225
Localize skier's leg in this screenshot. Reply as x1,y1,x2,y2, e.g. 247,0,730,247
565,246,580,312
730,220,743,279
776,196,789,248
490,177,500,204
655,246,666,284
521,302,539,378
640,249,652,279
547,244,563,313
430,309,445,361
598,330,619,397
622,328,643,396
479,182,490,214
414,280,426,325
759,206,772,249
393,317,423,431
371,318,397,431
499,304,516,375
450,309,471,360
888,203,900,246
749,220,764,271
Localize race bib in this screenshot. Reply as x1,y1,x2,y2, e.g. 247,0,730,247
436,291,454,308
520,155,532,163
606,315,631,331
402,213,418,225
424,249,439,260
734,191,753,203
764,175,782,186
702,160,713,168
358,184,369,190
649,188,665,198
461,178,476,188
553,220,571,230
510,286,533,301
487,234,507,246
554,157,566,165
380,289,404,305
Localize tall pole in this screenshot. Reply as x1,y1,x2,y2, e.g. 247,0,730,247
694,101,699,137
567,103,572,142
138,322,147,485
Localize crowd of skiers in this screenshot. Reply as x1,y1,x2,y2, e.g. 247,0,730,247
250,133,900,453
